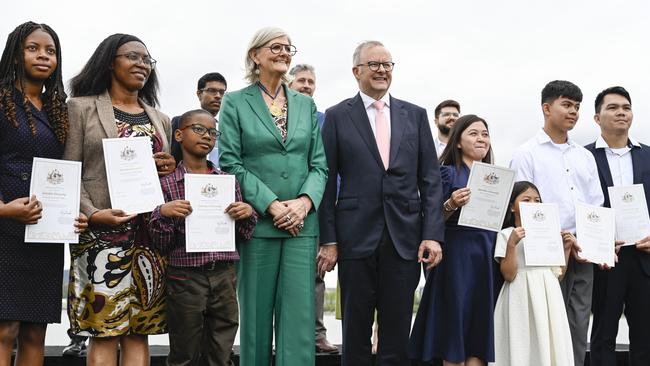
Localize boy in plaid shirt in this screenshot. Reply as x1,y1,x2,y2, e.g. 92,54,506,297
149,109,256,366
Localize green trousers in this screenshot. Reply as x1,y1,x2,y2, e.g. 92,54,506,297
238,236,316,366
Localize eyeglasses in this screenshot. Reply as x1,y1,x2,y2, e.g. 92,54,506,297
115,52,157,68
199,87,226,96
179,124,220,139
356,61,395,72
260,43,297,56
440,112,460,118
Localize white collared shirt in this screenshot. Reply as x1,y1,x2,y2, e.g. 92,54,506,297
434,137,447,158
359,91,391,139
594,135,640,187
510,128,604,233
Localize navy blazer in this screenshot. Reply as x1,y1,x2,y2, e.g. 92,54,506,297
319,93,445,260
585,140,650,276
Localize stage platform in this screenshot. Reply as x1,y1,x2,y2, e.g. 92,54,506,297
30,345,631,366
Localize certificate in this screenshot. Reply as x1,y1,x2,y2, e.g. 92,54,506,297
25,157,81,243
575,202,616,267
458,162,516,232
520,202,565,266
102,137,164,215
608,184,650,246
184,174,236,252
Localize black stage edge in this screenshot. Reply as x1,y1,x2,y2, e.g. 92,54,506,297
35,345,631,366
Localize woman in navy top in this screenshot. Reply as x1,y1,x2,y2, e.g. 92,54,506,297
410,115,497,366
0,21,86,365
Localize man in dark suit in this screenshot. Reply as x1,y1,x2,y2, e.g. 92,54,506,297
586,86,650,366
318,40,445,366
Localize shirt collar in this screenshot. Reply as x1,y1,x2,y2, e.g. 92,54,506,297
536,127,578,147
594,135,641,149
359,91,390,110
173,160,218,182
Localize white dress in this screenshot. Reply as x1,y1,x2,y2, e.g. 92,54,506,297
491,227,574,366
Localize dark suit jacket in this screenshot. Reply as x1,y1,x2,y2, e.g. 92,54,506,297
586,140,650,276
319,93,445,260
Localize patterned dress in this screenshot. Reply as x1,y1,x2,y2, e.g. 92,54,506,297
0,90,65,323
67,108,167,337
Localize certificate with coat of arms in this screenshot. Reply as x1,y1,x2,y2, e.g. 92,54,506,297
458,162,516,232
102,137,165,215
184,174,236,252
608,184,650,246
519,202,565,266
25,157,81,243
575,202,616,267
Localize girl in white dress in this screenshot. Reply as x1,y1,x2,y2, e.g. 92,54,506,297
492,181,574,366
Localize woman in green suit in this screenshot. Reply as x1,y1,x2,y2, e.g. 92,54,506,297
219,27,328,366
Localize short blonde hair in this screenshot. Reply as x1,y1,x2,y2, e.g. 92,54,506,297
244,27,292,84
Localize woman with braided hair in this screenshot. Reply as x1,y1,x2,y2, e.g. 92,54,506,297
0,21,87,366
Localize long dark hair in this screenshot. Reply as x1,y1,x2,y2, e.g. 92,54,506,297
0,21,68,143
70,33,160,107
502,181,541,228
439,114,493,169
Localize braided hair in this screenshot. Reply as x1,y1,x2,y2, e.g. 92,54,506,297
0,21,68,144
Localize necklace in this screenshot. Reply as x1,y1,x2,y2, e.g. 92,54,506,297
257,82,283,117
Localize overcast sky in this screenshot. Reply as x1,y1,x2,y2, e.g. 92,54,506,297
3,0,650,165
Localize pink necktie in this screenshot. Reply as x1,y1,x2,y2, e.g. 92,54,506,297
373,100,390,169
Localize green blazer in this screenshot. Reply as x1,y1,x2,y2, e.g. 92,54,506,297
219,83,328,238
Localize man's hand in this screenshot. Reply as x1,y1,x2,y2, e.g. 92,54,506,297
160,200,192,218
636,236,650,254
418,240,443,270
316,244,338,278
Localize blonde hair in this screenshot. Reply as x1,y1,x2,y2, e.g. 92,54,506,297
244,27,292,84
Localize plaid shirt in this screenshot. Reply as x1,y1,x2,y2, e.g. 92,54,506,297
149,161,257,267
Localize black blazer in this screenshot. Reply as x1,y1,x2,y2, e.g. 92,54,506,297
319,93,445,260
585,140,650,276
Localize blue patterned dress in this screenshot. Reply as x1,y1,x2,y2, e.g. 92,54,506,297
0,90,65,323
410,164,497,363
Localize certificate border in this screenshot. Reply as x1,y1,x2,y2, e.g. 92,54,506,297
25,157,82,244
458,161,516,232
102,136,165,215
184,173,236,253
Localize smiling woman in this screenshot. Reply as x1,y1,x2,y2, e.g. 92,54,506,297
62,33,173,366
219,26,328,366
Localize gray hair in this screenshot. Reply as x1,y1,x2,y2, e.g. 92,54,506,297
289,64,315,77
352,40,384,65
244,27,292,84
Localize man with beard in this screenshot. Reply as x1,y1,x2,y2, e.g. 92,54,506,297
171,72,227,165
288,64,338,354
432,99,460,157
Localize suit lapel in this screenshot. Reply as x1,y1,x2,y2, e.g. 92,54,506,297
243,84,284,146
594,147,614,187
96,90,118,138
388,97,406,168
631,145,643,184
346,93,384,170
285,86,301,146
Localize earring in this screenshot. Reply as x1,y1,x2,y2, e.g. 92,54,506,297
255,68,260,75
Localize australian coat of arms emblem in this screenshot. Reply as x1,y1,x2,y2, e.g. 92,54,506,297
532,210,545,222
483,172,499,185
120,146,136,161
201,183,218,198
587,211,601,223
622,192,634,203
46,169,63,184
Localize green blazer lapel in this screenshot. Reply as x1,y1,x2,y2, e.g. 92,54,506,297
284,86,302,146
243,84,284,146
96,90,119,138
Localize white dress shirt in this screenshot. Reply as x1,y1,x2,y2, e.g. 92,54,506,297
594,135,640,187
510,128,604,233
359,91,391,139
434,137,447,158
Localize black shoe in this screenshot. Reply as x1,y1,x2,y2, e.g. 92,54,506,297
62,338,87,357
